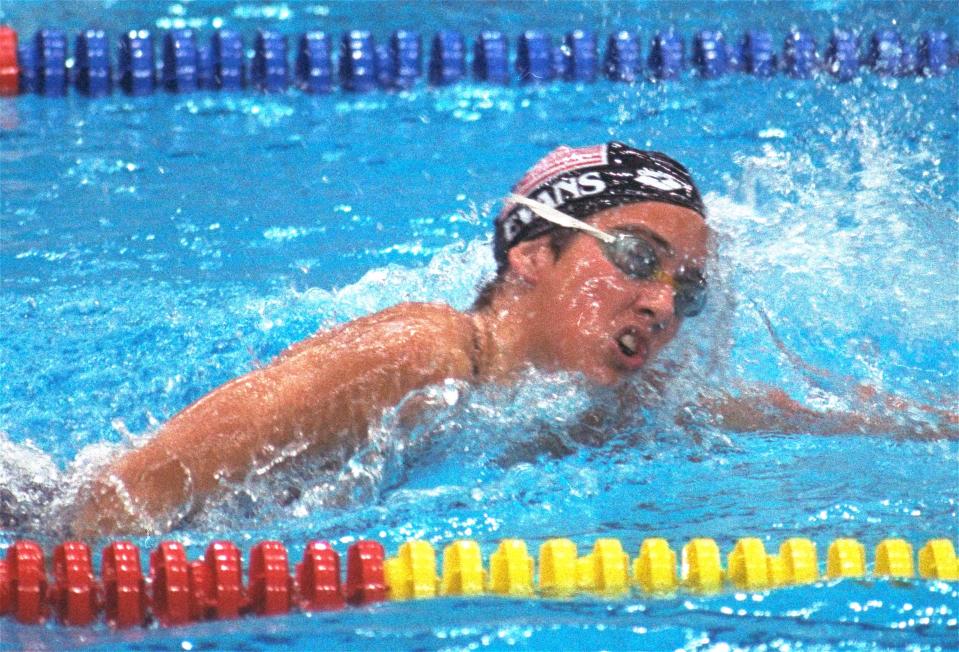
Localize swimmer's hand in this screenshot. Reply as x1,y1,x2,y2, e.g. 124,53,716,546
69,450,196,538
70,477,157,539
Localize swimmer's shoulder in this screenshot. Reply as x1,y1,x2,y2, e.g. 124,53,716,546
374,301,472,332
363,302,479,374
278,302,478,379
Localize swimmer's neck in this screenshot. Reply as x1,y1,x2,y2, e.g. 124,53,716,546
468,277,547,383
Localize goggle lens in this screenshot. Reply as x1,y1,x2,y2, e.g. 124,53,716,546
603,233,707,318
673,270,707,317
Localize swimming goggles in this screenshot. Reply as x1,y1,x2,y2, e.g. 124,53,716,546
507,194,707,317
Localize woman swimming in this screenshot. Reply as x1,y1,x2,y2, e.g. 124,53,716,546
69,142,956,537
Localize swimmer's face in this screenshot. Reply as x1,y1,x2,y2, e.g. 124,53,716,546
526,202,709,385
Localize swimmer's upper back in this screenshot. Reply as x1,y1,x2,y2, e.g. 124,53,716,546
277,301,480,384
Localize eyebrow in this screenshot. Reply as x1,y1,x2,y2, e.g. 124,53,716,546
612,224,675,256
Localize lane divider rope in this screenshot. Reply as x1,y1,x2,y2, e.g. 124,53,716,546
0,536,955,627
0,25,954,98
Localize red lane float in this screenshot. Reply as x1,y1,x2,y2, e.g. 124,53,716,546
150,541,191,626
197,540,246,619
7,540,47,624
0,559,11,615
249,541,291,616
0,26,18,96
296,541,345,611
102,541,146,628
51,542,98,626
345,540,386,605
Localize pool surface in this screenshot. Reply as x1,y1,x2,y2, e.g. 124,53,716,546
1,1,957,649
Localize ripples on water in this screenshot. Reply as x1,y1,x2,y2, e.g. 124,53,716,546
2,77,956,544
1,2,957,647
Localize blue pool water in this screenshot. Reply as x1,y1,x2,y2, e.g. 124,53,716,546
1,0,958,649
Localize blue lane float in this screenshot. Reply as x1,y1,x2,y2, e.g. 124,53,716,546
119,29,155,96
648,30,684,80
866,29,903,76
741,30,776,77
692,30,729,78
162,29,198,93
604,30,641,82
429,30,465,86
16,40,38,94
918,31,951,76
340,30,376,92
212,30,244,91
563,30,597,82
824,29,859,81
390,30,421,90
252,30,288,92
474,31,509,84
36,29,67,97
783,29,817,78
296,31,332,94
75,29,111,97
517,30,551,83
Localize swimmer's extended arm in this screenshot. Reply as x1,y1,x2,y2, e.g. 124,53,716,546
70,303,477,537
702,308,958,439
704,384,958,440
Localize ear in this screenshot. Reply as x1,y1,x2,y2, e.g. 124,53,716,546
506,237,556,285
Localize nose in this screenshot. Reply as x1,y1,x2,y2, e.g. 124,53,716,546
632,282,675,332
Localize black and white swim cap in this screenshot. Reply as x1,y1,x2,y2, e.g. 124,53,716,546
494,141,705,270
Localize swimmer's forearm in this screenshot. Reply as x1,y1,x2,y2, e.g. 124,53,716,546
710,389,957,440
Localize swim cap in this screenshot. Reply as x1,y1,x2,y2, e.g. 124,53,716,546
494,141,705,270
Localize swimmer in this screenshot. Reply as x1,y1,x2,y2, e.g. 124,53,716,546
69,142,956,537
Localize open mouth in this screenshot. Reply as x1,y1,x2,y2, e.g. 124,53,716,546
613,327,648,366
617,331,640,356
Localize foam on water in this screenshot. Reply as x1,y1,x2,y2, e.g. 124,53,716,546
1,2,957,645
2,161,954,538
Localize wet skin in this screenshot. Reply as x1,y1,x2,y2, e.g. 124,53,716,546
510,202,709,386
68,200,952,537
69,201,702,536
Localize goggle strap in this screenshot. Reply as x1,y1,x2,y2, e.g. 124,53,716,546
508,193,705,317
507,194,617,244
